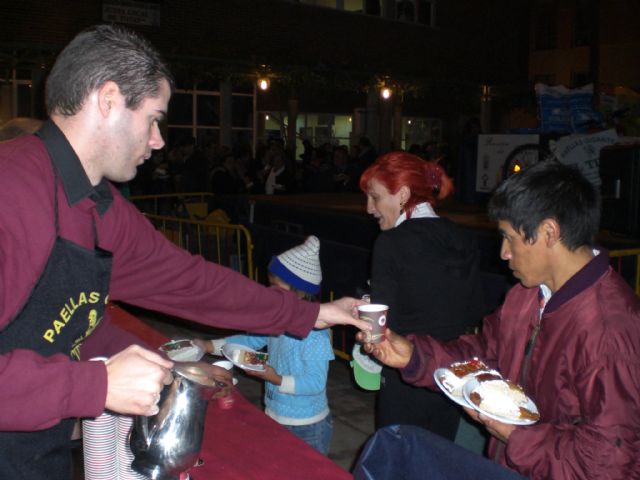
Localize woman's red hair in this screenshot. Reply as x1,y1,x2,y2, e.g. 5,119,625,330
359,151,453,217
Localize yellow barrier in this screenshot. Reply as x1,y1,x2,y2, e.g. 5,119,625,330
130,193,254,280
609,248,640,296
142,213,255,280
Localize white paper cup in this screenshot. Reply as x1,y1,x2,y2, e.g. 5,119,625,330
83,412,117,480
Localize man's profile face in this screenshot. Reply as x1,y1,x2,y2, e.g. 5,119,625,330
498,220,550,288
102,79,171,183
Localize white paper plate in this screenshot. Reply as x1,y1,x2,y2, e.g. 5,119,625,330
159,339,204,362
433,368,473,408
462,378,539,426
221,343,266,372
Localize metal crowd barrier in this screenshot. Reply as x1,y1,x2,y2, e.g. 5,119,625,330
130,193,255,280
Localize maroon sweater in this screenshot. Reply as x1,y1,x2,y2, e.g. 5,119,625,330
402,251,640,478
0,124,318,431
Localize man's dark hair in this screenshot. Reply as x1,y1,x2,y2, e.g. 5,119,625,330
45,24,174,116
488,161,600,250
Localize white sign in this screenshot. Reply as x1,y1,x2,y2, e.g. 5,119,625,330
102,0,160,27
550,129,618,188
476,134,539,192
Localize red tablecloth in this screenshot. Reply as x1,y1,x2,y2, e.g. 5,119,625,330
109,304,352,480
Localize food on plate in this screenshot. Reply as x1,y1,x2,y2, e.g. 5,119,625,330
438,358,499,396
449,358,490,378
469,378,540,422
231,349,269,366
159,339,204,362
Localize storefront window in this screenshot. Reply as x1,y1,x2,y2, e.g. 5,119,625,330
232,94,253,128
196,94,220,126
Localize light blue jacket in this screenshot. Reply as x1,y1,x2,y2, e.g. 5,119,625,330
222,329,334,425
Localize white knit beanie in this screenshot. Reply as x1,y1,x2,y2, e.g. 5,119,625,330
268,236,322,295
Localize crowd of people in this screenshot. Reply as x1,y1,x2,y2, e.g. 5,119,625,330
129,131,452,198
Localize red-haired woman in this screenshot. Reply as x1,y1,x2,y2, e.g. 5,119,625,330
360,151,485,441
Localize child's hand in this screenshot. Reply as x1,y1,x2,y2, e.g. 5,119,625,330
191,338,213,355
246,365,282,386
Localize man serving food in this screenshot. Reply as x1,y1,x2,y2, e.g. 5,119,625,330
0,24,367,479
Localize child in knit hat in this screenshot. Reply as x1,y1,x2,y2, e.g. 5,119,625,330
194,236,335,455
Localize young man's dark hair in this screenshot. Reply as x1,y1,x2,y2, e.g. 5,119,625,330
488,161,601,250
45,24,174,116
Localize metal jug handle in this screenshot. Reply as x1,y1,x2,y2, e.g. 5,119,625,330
135,412,151,448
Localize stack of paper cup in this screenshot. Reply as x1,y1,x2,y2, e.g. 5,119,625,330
116,414,147,480
83,412,148,480
83,412,118,480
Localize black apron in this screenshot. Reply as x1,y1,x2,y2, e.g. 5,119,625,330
0,158,113,478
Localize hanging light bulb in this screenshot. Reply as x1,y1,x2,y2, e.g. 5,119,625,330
257,77,270,91
381,86,392,100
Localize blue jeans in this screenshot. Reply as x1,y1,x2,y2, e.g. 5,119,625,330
353,425,527,480
284,414,333,455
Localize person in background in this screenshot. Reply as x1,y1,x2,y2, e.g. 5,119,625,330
196,236,335,455
359,151,485,440
356,161,640,479
0,24,367,479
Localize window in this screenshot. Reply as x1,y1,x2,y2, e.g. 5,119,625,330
0,68,35,121
263,112,354,156
167,82,254,150
402,117,442,151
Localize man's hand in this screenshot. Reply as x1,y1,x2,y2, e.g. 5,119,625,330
463,406,516,443
356,328,414,369
104,345,174,416
315,297,369,330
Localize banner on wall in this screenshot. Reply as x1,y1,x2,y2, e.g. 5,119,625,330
550,129,619,188
475,134,539,193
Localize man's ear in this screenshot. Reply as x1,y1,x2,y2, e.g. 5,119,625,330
96,81,121,118
540,218,561,247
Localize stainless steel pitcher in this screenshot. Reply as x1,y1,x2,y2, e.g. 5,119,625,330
129,361,232,480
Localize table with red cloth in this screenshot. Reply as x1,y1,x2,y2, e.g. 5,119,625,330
109,304,352,480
